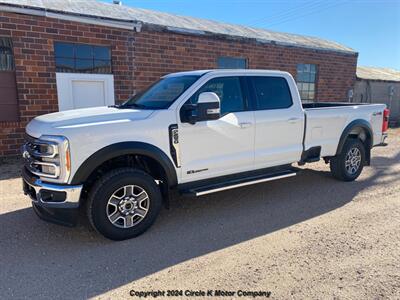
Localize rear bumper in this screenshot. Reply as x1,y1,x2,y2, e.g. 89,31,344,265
22,168,82,226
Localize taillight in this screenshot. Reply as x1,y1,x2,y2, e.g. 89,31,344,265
382,108,390,133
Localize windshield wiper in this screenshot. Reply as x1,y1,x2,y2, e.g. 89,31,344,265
117,103,151,109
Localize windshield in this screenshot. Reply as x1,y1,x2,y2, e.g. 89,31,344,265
121,75,200,109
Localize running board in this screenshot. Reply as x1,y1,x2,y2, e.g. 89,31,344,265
182,169,297,197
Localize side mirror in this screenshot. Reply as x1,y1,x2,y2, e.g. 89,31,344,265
181,92,221,124
197,92,221,121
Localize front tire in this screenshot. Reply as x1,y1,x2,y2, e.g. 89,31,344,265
330,138,366,181
87,168,162,240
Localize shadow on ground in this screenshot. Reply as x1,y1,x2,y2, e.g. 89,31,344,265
0,157,22,180
0,151,398,299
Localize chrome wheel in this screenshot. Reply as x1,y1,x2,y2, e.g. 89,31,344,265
106,185,150,228
345,147,362,175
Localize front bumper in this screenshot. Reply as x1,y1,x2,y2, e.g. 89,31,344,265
22,168,82,226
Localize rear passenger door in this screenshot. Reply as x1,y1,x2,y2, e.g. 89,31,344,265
249,76,304,168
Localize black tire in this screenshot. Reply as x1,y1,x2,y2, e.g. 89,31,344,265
330,138,366,181
87,168,162,240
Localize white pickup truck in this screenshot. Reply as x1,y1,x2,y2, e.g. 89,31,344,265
22,70,390,240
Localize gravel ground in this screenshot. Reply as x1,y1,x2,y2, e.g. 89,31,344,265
0,129,399,300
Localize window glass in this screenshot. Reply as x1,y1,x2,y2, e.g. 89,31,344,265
75,44,93,59
217,57,247,69
54,42,74,58
94,60,111,73
0,37,15,71
189,77,245,115
296,63,317,102
55,57,74,72
75,59,94,73
251,76,293,110
297,72,309,82
93,46,110,60
54,42,111,74
123,75,199,109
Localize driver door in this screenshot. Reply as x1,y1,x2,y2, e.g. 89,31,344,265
178,76,255,183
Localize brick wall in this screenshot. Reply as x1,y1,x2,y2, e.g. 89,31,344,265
0,11,358,157
134,28,358,100
0,11,135,157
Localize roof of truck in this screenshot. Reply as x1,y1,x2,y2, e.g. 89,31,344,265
165,69,291,77
0,0,356,55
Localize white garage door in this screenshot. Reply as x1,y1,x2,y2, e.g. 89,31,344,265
56,73,115,111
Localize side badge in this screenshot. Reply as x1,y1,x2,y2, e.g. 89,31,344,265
169,124,181,168
187,168,208,174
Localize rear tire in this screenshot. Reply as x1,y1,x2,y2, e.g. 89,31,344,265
87,168,162,240
330,138,366,181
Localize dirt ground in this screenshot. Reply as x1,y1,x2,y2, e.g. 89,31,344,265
0,129,399,300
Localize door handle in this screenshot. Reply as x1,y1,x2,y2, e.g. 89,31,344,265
287,117,301,124
239,122,252,129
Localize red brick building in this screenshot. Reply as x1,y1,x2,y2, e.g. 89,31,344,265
0,0,358,157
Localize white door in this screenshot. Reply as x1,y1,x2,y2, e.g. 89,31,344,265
178,76,255,183
251,76,304,168
56,73,115,111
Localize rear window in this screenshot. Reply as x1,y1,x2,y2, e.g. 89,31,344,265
251,76,293,110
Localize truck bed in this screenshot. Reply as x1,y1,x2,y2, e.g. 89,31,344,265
302,102,386,158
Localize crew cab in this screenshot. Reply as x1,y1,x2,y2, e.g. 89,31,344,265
22,70,390,240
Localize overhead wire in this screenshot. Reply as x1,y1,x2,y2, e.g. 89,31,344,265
247,1,326,28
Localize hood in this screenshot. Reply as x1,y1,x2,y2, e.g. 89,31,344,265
26,106,154,138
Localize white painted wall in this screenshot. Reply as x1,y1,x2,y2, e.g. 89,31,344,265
56,73,115,111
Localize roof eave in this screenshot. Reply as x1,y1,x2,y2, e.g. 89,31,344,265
0,3,142,31
147,23,357,56
356,76,400,83
0,2,357,55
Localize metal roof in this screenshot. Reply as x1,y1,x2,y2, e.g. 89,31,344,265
357,66,400,82
0,0,356,54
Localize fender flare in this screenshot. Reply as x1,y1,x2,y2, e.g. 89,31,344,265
70,142,178,187
336,119,373,155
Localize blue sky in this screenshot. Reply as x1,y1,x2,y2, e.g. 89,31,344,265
103,0,400,69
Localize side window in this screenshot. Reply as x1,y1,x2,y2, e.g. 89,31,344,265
189,77,245,115
251,76,293,110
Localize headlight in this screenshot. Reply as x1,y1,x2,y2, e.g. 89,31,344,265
22,135,71,183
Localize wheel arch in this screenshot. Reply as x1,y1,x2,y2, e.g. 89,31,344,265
70,142,178,188
336,119,373,165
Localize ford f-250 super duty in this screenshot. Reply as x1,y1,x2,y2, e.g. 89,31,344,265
22,70,390,240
